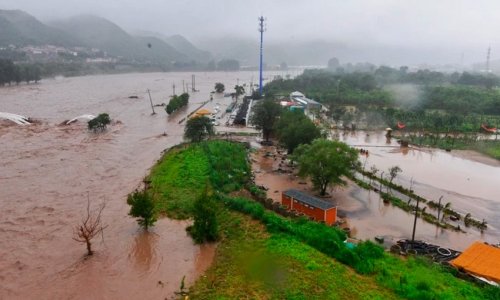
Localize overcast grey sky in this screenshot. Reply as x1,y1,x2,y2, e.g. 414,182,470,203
2,0,500,64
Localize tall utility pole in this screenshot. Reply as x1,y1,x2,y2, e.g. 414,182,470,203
486,46,491,73
411,197,420,243
258,16,266,96
147,89,156,115
192,74,197,92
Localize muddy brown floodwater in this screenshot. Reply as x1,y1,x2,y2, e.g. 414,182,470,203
0,71,281,299
253,131,500,252
340,130,500,250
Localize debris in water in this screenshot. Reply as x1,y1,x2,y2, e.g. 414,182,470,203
66,114,96,125
0,112,31,125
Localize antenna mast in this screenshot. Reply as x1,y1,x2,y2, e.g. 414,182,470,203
486,46,491,73
258,16,266,96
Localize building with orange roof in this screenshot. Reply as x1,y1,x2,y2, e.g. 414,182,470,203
450,241,500,285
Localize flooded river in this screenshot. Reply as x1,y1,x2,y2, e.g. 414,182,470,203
339,131,500,251
0,71,276,299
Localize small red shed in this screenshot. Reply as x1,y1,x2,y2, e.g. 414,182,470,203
281,189,337,225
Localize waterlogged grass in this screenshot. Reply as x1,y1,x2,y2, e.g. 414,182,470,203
147,141,249,219
189,207,399,300
148,145,210,219
218,195,498,300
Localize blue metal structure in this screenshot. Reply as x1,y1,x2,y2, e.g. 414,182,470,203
258,16,265,96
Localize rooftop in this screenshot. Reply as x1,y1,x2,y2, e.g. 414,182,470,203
283,189,336,210
451,241,500,284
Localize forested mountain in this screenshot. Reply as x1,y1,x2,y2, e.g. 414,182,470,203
49,15,188,63
0,10,76,46
0,10,209,64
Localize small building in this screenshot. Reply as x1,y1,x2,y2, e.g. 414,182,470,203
289,91,323,111
451,241,500,285
281,189,337,225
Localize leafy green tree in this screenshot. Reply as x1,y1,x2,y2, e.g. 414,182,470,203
250,99,282,141
184,116,214,142
214,82,225,93
294,139,359,195
166,93,189,114
88,113,111,132
275,110,322,153
189,187,219,243
127,190,157,230
234,85,245,97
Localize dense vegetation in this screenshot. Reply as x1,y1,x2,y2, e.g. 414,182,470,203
127,190,157,230
87,113,111,132
265,68,500,117
0,59,41,85
265,68,500,159
184,116,214,142
165,92,189,114
145,140,499,299
274,110,322,153
294,139,359,195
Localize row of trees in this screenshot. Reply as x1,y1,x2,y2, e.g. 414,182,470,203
327,58,500,88
166,93,189,114
0,59,42,86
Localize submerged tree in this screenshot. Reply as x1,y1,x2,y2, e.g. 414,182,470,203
127,190,157,230
214,82,225,93
388,166,402,184
88,113,111,132
294,139,359,196
234,85,245,97
184,116,214,142
73,198,107,256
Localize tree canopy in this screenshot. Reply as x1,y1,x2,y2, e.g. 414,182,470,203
189,187,219,243
127,190,157,230
275,110,322,153
234,85,245,97
88,113,111,132
214,82,225,93
184,116,214,142
294,139,359,196
250,99,282,141
166,92,189,114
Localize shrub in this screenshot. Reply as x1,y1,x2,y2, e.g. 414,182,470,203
127,190,157,230
88,113,111,132
189,188,219,243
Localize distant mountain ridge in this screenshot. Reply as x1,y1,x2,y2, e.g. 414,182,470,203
0,9,76,46
0,9,209,65
49,15,189,64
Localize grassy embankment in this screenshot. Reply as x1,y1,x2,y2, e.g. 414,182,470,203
146,140,499,299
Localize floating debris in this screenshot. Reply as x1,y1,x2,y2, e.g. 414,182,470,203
66,114,96,125
0,112,31,125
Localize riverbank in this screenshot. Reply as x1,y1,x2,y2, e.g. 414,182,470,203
145,139,498,299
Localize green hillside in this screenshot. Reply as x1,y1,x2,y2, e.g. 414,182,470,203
50,15,188,64
0,9,76,46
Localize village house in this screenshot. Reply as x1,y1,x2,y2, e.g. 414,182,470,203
281,189,337,225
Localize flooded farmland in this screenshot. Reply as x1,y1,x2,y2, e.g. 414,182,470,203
339,131,500,251
0,71,274,299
